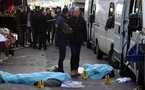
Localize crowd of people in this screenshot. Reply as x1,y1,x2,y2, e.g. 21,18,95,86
14,6,62,50
0,5,87,77
0,5,63,49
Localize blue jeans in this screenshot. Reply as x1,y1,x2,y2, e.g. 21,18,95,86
58,44,67,72
26,27,32,44
70,45,81,71
16,27,21,45
18,27,26,46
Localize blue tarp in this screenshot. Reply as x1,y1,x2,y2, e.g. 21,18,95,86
82,63,113,79
0,71,71,85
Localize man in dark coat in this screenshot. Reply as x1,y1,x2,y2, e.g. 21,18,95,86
46,7,53,45
31,6,40,49
19,9,27,47
54,6,61,47
56,8,69,72
67,7,87,77
37,9,47,50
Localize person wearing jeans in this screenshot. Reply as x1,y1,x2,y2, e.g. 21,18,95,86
56,8,69,72
67,7,87,77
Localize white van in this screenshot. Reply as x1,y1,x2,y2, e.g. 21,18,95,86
85,0,144,88
106,0,144,89
69,0,85,10
85,0,119,68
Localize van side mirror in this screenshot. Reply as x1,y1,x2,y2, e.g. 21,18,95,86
128,13,141,31
89,14,95,23
105,16,114,29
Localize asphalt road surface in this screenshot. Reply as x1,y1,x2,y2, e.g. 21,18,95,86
0,45,136,90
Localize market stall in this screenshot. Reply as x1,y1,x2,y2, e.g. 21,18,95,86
0,28,17,61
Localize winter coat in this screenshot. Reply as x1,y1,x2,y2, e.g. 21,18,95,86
46,13,53,31
37,13,47,33
56,14,70,46
31,11,40,30
67,16,87,45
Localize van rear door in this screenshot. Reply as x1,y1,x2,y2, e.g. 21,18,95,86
114,0,130,62
106,2,115,54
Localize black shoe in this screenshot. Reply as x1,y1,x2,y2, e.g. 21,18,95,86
9,50,14,56
33,46,37,49
55,68,64,73
44,48,47,50
38,48,42,50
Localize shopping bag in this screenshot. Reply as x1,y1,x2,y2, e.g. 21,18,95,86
127,43,145,62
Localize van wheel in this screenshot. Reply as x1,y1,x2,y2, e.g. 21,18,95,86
96,44,103,59
87,41,91,48
109,49,119,68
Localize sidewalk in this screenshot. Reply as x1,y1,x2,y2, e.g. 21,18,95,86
0,47,46,73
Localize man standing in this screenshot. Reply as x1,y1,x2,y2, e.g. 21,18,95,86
19,8,27,47
46,7,53,45
56,8,69,72
37,9,47,50
54,6,61,47
67,7,87,77
31,6,40,49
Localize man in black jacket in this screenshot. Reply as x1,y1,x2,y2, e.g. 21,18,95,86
54,6,61,47
31,6,40,49
46,7,53,45
37,9,47,50
67,7,87,77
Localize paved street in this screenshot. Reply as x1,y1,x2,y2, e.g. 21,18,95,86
0,45,136,90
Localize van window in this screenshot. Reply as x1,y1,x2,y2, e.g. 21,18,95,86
108,2,115,17
130,0,142,14
92,4,96,14
90,0,96,22
116,4,123,17
136,0,142,12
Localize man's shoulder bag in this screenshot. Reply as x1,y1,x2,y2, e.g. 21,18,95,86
61,23,73,34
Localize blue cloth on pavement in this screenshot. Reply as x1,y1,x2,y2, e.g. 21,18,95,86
0,71,71,85
82,63,113,79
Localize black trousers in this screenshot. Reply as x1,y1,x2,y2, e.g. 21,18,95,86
51,24,55,44
70,45,81,71
38,32,47,49
19,27,26,46
32,28,38,48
